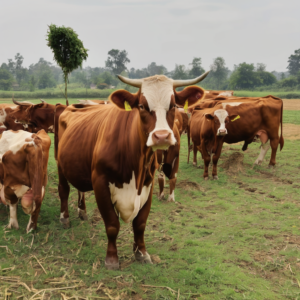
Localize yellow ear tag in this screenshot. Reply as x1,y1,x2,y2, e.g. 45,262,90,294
231,115,240,122
184,100,188,112
124,101,132,111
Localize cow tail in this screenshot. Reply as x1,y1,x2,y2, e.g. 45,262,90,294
279,100,284,151
187,122,191,163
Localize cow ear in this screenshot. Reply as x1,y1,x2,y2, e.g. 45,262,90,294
109,90,139,110
205,113,214,120
174,86,205,107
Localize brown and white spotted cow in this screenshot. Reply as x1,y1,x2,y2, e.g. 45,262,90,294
0,130,51,232
56,72,209,269
11,99,56,133
188,96,284,179
157,108,188,202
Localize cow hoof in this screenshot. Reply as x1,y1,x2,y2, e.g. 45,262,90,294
167,195,175,202
105,260,119,270
7,221,19,230
254,160,262,165
193,162,197,167
158,193,165,201
197,165,203,169
268,164,275,169
204,177,208,181
78,208,88,221
135,250,153,264
60,217,70,229
213,176,219,180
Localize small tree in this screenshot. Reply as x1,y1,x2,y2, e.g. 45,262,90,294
287,49,300,76
105,49,130,75
46,25,88,105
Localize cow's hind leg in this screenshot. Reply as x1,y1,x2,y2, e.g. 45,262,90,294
78,191,88,220
93,176,120,270
132,185,153,264
254,141,270,165
58,165,70,228
193,143,198,167
269,138,279,166
5,187,19,230
26,196,42,233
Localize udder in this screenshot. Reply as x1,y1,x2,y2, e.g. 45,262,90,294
21,189,34,214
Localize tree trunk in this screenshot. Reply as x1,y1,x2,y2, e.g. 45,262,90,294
64,74,69,106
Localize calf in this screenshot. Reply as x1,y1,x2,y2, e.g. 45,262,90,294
0,130,51,232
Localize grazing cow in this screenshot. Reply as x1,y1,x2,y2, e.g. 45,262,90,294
56,72,209,269
157,108,188,202
0,103,29,131
188,96,284,179
11,100,56,133
0,130,51,232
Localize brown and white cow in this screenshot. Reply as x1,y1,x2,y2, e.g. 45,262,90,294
56,72,209,269
157,108,188,202
11,100,56,133
188,96,284,179
0,130,51,232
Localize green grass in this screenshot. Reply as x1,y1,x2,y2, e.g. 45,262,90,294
0,109,300,299
283,110,300,125
234,91,300,99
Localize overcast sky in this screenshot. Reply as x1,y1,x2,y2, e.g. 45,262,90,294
1,0,299,73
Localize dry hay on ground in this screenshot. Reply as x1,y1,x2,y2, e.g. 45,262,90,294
283,99,300,110
283,123,300,140
220,151,244,174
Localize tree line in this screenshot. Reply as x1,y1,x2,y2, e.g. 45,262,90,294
1,48,300,92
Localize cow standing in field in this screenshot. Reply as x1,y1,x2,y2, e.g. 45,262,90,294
56,72,209,269
157,108,188,202
11,100,56,133
0,130,51,232
188,96,284,179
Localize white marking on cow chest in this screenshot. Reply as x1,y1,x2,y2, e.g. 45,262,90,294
0,109,7,123
109,171,151,223
221,102,242,109
0,130,35,155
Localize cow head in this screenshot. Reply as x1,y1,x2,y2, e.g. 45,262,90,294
205,109,238,136
110,72,209,151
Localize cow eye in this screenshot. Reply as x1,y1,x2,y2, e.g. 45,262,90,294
139,104,144,110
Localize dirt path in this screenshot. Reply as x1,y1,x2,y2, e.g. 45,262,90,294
283,123,300,140
283,99,300,110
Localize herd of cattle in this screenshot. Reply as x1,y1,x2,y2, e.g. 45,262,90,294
0,72,284,270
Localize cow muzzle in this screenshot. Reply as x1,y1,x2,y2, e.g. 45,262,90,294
150,130,174,150
217,128,227,136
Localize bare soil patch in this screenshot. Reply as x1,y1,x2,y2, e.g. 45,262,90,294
176,179,205,192
283,99,300,110
283,123,300,140
220,151,244,174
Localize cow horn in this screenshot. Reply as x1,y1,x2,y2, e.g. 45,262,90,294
117,75,143,88
40,99,45,103
172,71,210,88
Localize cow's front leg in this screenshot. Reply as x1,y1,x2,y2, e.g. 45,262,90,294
202,143,210,180
269,138,279,167
77,191,88,220
212,141,224,180
26,195,42,233
132,184,153,264
167,156,179,202
158,172,165,200
193,143,198,167
93,175,120,270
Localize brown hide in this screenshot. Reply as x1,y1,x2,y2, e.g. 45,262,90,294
0,130,51,232
0,104,28,131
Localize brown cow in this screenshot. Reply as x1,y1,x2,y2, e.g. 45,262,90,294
11,100,56,133
0,130,51,232
157,108,188,202
56,72,209,269
204,90,234,99
189,96,284,179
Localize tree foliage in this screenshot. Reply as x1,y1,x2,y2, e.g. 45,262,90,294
287,49,300,76
105,49,130,75
0,68,14,91
189,57,205,77
46,25,88,105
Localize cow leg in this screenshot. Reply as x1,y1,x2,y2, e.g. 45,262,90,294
201,143,210,180
78,191,88,220
93,176,120,270
269,138,279,166
212,142,224,180
132,184,153,264
254,141,270,165
26,196,42,233
58,165,70,228
167,156,179,202
5,187,19,230
193,143,198,167
158,172,165,200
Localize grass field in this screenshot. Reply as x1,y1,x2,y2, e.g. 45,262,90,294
0,101,300,299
